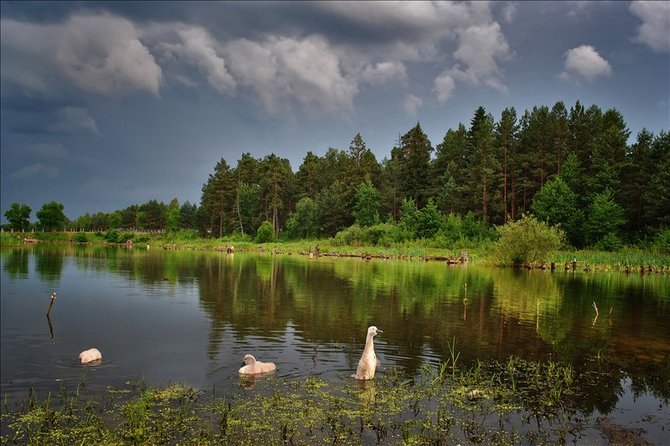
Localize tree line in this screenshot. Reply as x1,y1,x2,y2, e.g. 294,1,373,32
4,101,669,249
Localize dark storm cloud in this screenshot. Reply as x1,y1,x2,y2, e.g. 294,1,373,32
1,1,668,222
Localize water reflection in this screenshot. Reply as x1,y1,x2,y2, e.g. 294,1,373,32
1,246,669,418
2,248,29,278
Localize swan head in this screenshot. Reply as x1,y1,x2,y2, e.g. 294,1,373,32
242,354,257,365
367,326,382,337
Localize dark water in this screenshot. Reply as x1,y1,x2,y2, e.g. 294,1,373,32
1,245,669,442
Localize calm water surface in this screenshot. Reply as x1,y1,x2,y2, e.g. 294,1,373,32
1,246,669,442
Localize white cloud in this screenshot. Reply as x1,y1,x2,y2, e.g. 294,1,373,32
434,71,456,104
630,1,670,53
156,27,236,92
49,107,100,136
502,2,518,23
403,94,423,115
360,61,407,86
0,14,162,96
560,45,612,83
432,19,511,104
9,163,60,180
452,22,511,91
224,35,358,115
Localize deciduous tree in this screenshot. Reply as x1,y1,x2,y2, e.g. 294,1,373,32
36,201,66,231
4,203,31,231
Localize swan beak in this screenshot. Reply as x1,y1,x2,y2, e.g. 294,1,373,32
377,329,383,334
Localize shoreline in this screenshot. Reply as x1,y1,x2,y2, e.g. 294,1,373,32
2,232,669,274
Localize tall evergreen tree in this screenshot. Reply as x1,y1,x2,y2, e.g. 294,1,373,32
398,123,433,208
380,151,402,222
433,123,469,215
495,108,518,222
316,180,349,236
550,101,569,174
622,129,655,236
295,151,321,200
259,154,294,236
642,131,670,232
347,133,382,189
200,158,235,237
468,107,498,221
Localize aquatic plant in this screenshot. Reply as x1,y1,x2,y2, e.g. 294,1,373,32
0,358,588,445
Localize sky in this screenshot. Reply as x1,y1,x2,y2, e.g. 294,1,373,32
1,1,669,222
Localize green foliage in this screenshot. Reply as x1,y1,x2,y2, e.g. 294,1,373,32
315,180,349,237
332,224,365,246
235,183,261,236
36,201,67,231
585,189,625,247
494,214,565,266
399,198,419,239
437,212,496,247
652,229,670,254
285,197,319,240
364,222,400,246
416,199,444,239
4,202,32,231
104,230,134,243
166,198,181,232
255,220,275,243
104,229,120,243
72,232,88,243
9,102,665,245
109,211,122,230
531,177,582,246
398,123,433,208
352,180,380,227
595,233,623,252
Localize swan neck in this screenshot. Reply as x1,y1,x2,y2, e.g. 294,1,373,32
364,333,376,353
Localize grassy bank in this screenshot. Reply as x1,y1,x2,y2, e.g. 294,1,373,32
1,357,591,445
2,230,669,273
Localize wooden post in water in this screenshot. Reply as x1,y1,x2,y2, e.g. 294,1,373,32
46,292,56,316
46,292,57,343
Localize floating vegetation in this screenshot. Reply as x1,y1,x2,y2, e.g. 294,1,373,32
0,358,604,445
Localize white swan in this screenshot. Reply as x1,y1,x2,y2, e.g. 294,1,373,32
352,326,382,380
79,348,102,364
238,354,276,374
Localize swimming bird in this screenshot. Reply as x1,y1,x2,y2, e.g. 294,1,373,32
79,348,102,364
352,326,382,380
238,354,276,374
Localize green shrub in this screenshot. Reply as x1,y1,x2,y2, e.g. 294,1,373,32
493,214,565,266
104,229,120,243
72,233,88,243
364,223,399,245
255,221,275,243
595,233,623,252
332,225,365,246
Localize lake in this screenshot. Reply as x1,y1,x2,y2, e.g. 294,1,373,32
1,245,669,443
